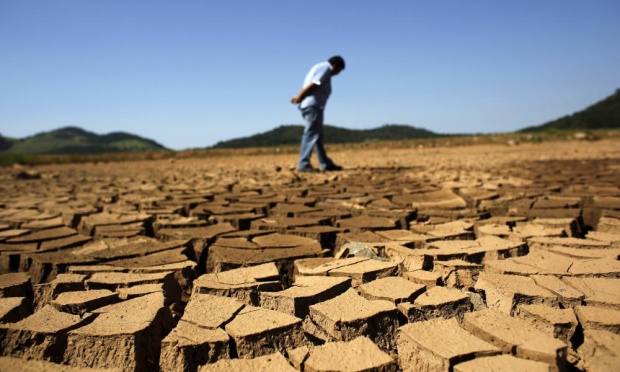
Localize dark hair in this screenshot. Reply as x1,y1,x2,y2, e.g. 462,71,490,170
328,55,346,71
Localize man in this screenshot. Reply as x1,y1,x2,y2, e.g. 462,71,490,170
291,56,345,172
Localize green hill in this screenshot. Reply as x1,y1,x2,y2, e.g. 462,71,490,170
211,124,439,149
520,89,620,132
0,134,13,152
0,126,170,155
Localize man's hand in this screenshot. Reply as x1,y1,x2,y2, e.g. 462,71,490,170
291,83,317,105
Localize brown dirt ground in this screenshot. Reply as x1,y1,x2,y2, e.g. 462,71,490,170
1,138,619,371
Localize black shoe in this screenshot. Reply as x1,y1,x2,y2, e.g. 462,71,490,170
298,167,319,173
323,164,343,171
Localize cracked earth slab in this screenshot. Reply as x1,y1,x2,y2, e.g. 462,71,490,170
397,317,500,372
289,336,397,372
64,292,173,371
305,288,398,351
192,263,282,305
260,275,351,318
463,308,568,371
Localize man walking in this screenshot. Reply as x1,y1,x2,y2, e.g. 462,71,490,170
291,56,345,172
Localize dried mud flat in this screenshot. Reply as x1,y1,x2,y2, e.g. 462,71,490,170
1,139,619,371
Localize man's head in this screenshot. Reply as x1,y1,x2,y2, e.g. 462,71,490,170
328,55,346,75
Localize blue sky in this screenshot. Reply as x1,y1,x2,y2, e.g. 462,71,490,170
1,1,619,150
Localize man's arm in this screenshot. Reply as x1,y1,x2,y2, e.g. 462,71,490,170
291,83,317,104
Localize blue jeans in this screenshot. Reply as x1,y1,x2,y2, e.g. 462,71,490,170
298,106,335,170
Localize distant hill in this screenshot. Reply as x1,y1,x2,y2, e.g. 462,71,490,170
0,134,13,152
0,126,169,155
211,124,439,149
519,89,620,132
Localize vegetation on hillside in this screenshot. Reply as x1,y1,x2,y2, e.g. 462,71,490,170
211,124,438,149
519,89,620,132
0,126,169,155
0,134,13,152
